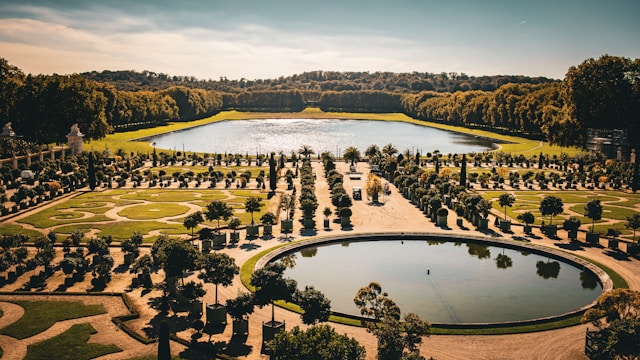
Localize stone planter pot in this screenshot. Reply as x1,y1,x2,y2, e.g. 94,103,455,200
523,224,532,234
478,218,489,230
340,216,351,228
437,215,448,227
262,321,285,348
456,217,463,227
567,230,578,241
190,300,203,317
201,239,212,251
232,319,249,336
206,303,227,325
213,233,226,246
544,224,558,237
281,219,293,233
303,218,314,230
323,219,330,229
246,224,259,237
608,238,619,250
627,243,640,257
500,220,511,232
586,232,600,245
230,232,240,243
263,224,273,236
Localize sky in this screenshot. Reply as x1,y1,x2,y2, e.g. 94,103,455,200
0,0,639,80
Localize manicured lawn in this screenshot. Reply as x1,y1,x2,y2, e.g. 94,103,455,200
0,224,43,238
117,203,190,220
25,323,121,360
11,188,269,240
0,300,106,339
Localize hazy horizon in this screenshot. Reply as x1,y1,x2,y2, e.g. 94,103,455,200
1,0,639,81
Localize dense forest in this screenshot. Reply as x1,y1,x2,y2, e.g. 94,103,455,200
0,55,638,149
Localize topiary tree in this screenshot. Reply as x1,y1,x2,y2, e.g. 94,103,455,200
498,193,515,221
539,195,564,226
205,200,233,233
197,252,239,305
183,211,204,237
260,211,276,225
245,196,263,225
251,262,297,325
626,213,640,243
584,199,603,233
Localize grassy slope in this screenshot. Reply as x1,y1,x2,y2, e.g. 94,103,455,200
86,108,582,157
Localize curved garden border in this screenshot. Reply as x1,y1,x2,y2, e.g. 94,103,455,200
251,232,614,329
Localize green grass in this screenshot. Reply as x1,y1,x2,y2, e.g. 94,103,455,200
0,224,43,238
25,323,121,360
117,203,190,220
0,301,106,339
55,221,187,241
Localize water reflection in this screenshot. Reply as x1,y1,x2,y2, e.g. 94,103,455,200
300,247,318,258
147,119,495,155
580,270,599,289
280,239,602,323
279,253,297,268
427,240,447,246
495,254,513,269
466,243,491,260
536,260,561,279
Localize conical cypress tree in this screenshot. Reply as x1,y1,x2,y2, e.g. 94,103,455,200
158,320,171,360
269,152,277,193
88,152,96,191
460,154,467,187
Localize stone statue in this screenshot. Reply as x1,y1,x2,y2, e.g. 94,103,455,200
1,122,15,137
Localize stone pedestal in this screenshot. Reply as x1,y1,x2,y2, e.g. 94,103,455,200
66,123,84,155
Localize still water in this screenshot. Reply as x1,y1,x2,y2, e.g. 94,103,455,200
147,118,495,155
279,240,602,324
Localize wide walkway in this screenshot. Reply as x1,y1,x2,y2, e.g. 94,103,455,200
208,160,640,360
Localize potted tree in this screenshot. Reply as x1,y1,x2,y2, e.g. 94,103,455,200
476,199,492,230
584,199,603,245
563,217,581,241
205,200,234,246
539,196,564,237
280,194,295,233
625,214,640,256
498,193,515,232
323,207,332,229
198,252,239,326
518,211,535,234
340,207,352,228
245,196,263,237
606,228,621,250
180,281,206,317
260,211,276,236
226,292,255,339
436,207,448,227
228,217,241,244
300,197,318,230
250,263,297,347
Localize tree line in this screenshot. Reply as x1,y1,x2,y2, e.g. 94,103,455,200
1,55,638,148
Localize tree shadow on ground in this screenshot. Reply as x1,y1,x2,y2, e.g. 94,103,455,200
555,241,584,251
113,263,130,274
240,243,261,251
604,250,630,261
144,310,193,339
476,228,503,237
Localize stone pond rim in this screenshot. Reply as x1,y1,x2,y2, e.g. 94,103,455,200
252,231,614,329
